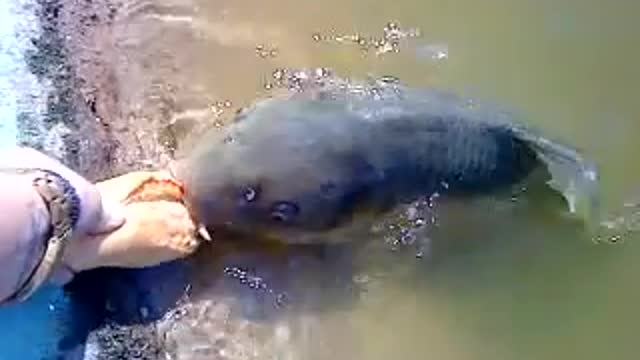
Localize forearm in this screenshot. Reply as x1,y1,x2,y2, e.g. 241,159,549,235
0,173,51,302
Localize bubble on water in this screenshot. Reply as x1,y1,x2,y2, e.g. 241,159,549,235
314,67,331,78
139,306,149,319
352,274,371,285
262,67,337,93
310,21,421,56
591,200,640,244
209,103,225,117
400,230,416,245
274,293,289,308
242,187,258,202
374,193,439,258
255,44,279,58
272,68,285,81
406,206,418,220
608,234,624,244
378,75,400,84
415,43,449,61
293,70,309,81
222,266,289,309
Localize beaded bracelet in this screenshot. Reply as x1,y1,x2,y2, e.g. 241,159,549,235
0,168,80,304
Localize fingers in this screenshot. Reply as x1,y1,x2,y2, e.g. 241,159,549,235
65,201,201,271
86,196,126,235
89,170,178,235
0,148,201,288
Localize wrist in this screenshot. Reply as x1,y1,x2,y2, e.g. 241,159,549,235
15,188,52,290
0,168,80,304
0,174,50,303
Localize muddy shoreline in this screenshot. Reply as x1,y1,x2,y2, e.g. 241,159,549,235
19,0,181,179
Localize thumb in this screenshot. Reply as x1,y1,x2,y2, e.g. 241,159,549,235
87,196,126,235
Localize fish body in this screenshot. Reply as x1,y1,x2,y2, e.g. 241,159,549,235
177,83,599,245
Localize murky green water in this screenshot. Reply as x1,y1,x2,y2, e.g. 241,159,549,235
115,0,640,359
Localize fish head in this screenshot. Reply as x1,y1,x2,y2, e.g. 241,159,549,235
177,112,380,245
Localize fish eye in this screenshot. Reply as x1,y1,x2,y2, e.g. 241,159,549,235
239,186,260,203
270,201,299,223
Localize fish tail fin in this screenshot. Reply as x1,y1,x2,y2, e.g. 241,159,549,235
512,126,601,226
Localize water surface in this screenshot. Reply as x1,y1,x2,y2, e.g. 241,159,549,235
109,0,640,359
3,0,640,359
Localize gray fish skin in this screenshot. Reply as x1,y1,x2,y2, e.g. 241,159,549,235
178,84,598,245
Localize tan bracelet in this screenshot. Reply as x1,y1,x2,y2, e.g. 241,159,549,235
0,168,80,304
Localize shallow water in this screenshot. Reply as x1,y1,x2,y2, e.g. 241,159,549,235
105,0,640,359
3,0,640,359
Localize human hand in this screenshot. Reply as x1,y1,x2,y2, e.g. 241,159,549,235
0,146,126,302
0,146,125,237
61,171,203,275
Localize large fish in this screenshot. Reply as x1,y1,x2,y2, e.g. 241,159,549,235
175,82,600,245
